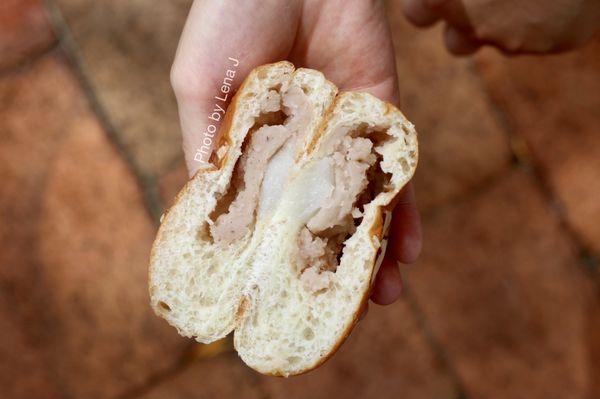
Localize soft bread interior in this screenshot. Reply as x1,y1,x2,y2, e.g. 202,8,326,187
149,62,337,342
149,62,418,375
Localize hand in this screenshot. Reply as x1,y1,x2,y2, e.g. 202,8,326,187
402,0,600,55
170,0,422,305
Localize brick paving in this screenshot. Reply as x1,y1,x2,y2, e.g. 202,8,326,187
1,1,599,399
475,41,600,255
137,354,264,399
386,0,512,212
158,160,188,211
0,51,188,399
408,170,597,398
0,301,62,399
52,0,191,177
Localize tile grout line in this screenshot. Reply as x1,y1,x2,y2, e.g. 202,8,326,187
42,1,198,396
43,0,164,224
401,52,598,396
526,163,600,281
116,351,240,399
398,57,536,399
468,56,600,284
420,160,516,221
116,356,196,399
402,278,470,399
466,57,524,167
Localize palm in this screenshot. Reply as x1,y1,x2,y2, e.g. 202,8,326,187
289,0,399,103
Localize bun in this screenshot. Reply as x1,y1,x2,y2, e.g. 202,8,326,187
149,61,418,376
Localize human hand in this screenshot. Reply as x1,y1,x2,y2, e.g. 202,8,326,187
170,0,421,306
402,0,600,55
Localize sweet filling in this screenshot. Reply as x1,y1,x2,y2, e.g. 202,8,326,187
209,85,312,246
298,127,392,293
306,135,376,233
209,124,289,244
208,83,393,295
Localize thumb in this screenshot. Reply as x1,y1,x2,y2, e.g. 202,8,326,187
171,0,301,176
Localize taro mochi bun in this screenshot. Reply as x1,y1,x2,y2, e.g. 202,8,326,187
149,61,418,376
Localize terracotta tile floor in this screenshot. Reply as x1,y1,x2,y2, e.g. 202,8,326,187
1,1,598,398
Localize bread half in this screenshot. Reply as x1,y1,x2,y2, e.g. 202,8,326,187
149,61,418,376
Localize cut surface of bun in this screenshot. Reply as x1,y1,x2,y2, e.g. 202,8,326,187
149,61,418,376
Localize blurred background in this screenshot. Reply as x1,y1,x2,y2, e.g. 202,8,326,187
1,0,599,398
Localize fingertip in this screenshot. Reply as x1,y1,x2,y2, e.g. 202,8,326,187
370,258,403,305
389,184,423,264
444,25,481,56
401,0,440,28
397,214,422,264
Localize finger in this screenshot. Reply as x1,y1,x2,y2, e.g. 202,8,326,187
401,0,440,28
171,0,302,176
370,257,403,305
388,182,422,264
443,25,481,56
425,0,472,31
294,0,400,106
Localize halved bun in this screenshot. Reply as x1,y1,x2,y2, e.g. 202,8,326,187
149,61,418,376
